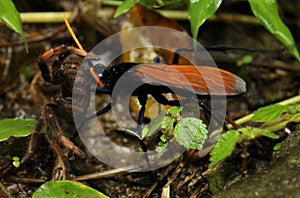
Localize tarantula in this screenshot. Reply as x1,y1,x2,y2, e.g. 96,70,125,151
22,45,94,179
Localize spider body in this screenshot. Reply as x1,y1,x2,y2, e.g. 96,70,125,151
23,46,91,179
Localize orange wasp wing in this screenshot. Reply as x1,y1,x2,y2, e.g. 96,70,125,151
133,63,246,96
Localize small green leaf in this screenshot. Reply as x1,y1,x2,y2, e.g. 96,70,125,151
161,115,175,132
286,104,300,114
33,180,109,198
248,0,300,61
12,156,20,161
273,142,282,151
238,127,279,142
252,104,286,122
156,141,168,157
0,118,36,142
251,128,279,139
167,106,183,117
237,55,253,67
142,113,166,139
0,0,28,52
188,0,222,39
114,0,140,17
174,117,207,150
209,130,239,168
12,156,21,168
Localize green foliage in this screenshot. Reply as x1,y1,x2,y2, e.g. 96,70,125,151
32,180,109,198
0,118,36,142
142,106,182,139
174,117,207,150
114,0,139,17
209,130,239,168
273,142,282,152
237,55,253,67
252,104,287,122
248,0,300,61
142,114,165,139
237,127,279,142
209,127,279,168
251,103,300,133
188,0,222,44
114,0,299,61
12,156,21,168
142,107,208,157
114,0,185,17
0,0,28,52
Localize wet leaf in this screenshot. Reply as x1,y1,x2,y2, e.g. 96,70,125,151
188,0,222,40
0,0,28,52
248,0,300,61
32,180,109,198
0,118,36,142
174,117,207,150
209,130,239,168
252,104,286,122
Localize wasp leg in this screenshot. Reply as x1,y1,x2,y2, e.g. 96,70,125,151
87,102,112,120
151,93,228,127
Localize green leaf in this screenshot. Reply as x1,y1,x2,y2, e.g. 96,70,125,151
237,55,253,67
248,0,300,61
238,127,279,142
33,180,109,198
114,0,140,17
12,156,21,168
188,0,222,39
273,142,282,151
252,104,286,122
0,0,28,52
209,130,239,168
161,115,175,132
174,117,207,150
167,106,183,117
142,113,165,139
156,141,169,157
0,118,36,142
286,104,300,114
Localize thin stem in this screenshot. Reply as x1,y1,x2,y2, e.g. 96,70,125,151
227,94,300,129
102,0,122,6
0,181,13,198
16,10,260,24
20,12,72,23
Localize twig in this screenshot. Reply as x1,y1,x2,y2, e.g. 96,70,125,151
72,165,140,181
5,177,46,184
0,181,13,198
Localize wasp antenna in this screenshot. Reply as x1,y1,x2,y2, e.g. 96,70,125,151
64,12,84,51
90,67,105,88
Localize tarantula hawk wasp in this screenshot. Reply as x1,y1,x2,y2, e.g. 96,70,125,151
22,14,246,179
